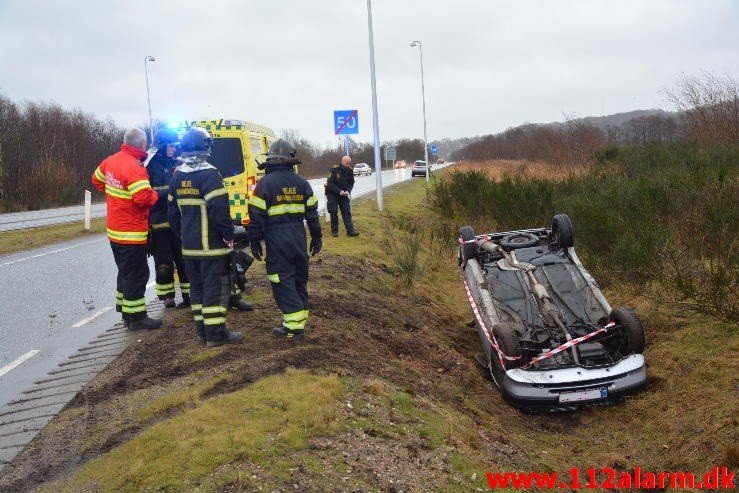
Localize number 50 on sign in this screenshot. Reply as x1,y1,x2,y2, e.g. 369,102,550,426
334,110,359,135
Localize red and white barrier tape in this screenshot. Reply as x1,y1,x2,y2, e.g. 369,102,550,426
521,321,616,369
460,271,521,370
461,257,618,371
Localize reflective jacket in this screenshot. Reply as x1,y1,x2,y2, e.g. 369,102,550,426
247,162,321,243
167,155,233,258
91,144,158,245
147,151,179,230
326,164,355,196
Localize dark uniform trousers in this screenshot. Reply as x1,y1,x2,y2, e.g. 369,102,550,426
151,228,190,300
185,256,231,336
326,194,354,235
266,223,309,331
110,242,150,322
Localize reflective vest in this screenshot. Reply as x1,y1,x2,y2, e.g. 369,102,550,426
91,144,158,245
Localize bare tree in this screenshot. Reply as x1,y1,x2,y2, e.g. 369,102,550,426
664,71,739,146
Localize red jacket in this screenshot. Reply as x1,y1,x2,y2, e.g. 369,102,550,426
92,144,158,244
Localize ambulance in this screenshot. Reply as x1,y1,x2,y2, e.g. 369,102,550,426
185,119,277,230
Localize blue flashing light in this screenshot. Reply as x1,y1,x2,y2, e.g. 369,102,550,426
166,121,182,129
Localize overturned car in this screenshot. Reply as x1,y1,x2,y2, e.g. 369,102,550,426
458,214,647,410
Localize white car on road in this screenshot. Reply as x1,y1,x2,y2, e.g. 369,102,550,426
353,163,372,176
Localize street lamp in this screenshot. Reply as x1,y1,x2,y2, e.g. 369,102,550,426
410,40,429,181
144,55,156,145
367,0,383,211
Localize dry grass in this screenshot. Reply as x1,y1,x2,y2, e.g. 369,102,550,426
452,159,589,182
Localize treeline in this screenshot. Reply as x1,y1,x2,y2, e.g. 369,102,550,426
0,95,123,211
0,88,432,212
452,72,739,166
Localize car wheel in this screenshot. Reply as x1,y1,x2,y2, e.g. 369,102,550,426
551,214,574,249
490,325,522,385
608,307,646,355
459,225,478,265
499,232,539,250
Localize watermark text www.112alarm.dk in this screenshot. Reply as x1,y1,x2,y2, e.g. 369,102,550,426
486,466,735,489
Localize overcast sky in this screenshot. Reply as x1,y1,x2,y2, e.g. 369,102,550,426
1,0,737,147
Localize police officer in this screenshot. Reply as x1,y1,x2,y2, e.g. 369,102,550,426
326,155,359,237
147,128,190,308
247,139,322,339
167,127,244,347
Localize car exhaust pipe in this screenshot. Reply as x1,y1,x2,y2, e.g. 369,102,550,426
478,238,579,364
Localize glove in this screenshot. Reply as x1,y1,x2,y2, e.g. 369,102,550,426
250,242,263,261
309,236,322,257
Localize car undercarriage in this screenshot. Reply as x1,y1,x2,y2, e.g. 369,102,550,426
458,214,647,411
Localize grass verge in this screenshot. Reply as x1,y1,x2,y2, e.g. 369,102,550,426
2,164,735,492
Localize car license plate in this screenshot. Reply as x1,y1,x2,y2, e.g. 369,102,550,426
558,387,607,403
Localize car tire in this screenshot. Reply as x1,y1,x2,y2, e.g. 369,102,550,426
499,232,539,250
608,307,646,354
490,325,522,386
551,214,574,249
459,226,478,265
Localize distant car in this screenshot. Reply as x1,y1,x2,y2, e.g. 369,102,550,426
394,160,407,169
411,160,432,177
436,158,445,164
353,163,372,176
458,214,647,411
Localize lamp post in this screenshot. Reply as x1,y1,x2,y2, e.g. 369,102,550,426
367,0,383,211
144,55,156,145
410,41,429,181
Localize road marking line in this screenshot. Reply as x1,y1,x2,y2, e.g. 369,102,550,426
0,238,105,268
0,350,40,378
71,307,113,328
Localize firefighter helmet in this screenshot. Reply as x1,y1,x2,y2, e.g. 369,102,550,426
180,127,213,154
266,139,297,161
153,128,179,150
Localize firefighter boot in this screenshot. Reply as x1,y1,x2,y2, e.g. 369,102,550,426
206,326,245,347
272,326,305,340
177,293,191,308
229,295,253,311
195,322,205,343
128,316,163,331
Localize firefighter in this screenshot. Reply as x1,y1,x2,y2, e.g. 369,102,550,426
167,127,244,347
247,139,322,339
91,128,162,331
326,155,359,237
147,128,190,308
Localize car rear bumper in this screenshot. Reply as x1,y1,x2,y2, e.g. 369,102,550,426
500,354,647,410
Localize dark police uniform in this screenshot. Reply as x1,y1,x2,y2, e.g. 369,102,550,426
168,154,238,344
326,164,357,236
248,160,321,337
148,151,190,306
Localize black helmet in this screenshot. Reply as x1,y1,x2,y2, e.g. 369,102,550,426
180,127,213,154
153,128,179,150
267,139,297,161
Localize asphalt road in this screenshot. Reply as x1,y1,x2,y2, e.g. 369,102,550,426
0,163,452,409
0,203,107,232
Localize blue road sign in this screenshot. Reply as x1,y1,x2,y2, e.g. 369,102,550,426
431,145,438,154
334,110,359,135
